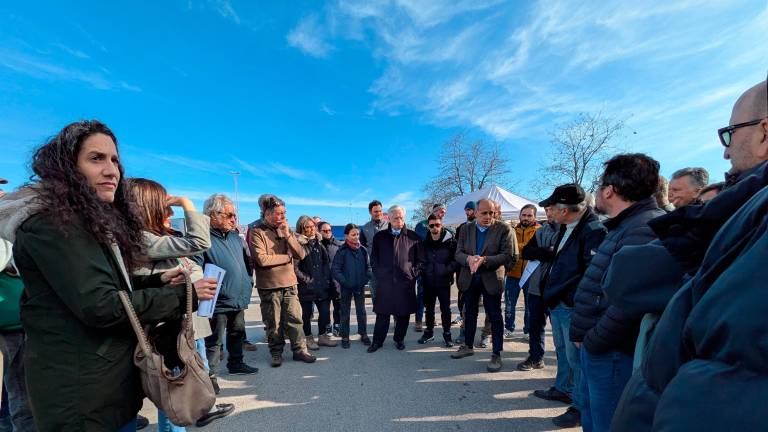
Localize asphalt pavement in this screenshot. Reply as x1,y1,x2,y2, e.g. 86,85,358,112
139,291,579,432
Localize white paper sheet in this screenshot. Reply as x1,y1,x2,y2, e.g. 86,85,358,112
196,263,226,318
519,260,539,288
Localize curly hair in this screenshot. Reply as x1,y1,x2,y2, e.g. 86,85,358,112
31,120,145,270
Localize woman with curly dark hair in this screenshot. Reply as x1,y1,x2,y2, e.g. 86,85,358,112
0,120,215,432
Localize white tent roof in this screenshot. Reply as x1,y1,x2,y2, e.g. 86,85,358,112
443,184,543,225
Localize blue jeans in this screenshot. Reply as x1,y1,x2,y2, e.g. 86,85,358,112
579,348,633,432
503,277,528,332
0,332,36,432
158,338,209,432
549,304,581,409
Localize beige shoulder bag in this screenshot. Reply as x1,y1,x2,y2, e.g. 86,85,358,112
117,274,216,426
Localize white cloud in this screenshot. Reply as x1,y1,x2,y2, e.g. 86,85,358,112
287,15,334,58
213,0,241,24
321,104,336,116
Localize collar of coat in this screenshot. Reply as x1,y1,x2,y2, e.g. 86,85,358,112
603,197,659,231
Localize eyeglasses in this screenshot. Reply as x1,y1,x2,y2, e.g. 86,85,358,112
428,223,442,228
216,212,236,219
719,71,768,147
320,228,332,233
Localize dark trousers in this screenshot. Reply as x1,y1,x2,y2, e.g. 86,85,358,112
373,313,410,345
415,280,424,323
463,278,504,354
527,293,547,361
457,289,465,318
0,332,35,432
205,309,245,376
332,296,340,326
300,299,331,337
340,290,368,338
423,282,451,335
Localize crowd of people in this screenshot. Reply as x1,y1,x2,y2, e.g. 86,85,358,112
0,76,765,432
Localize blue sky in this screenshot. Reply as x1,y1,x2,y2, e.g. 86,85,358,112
1,0,766,226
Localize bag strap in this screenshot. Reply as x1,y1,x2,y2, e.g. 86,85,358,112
117,290,153,357
117,270,194,355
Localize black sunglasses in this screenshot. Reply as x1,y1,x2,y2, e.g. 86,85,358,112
718,72,768,147
428,223,442,228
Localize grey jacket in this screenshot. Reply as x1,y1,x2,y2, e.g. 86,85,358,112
360,219,389,255
132,210,213,339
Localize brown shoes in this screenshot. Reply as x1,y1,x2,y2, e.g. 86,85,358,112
317,334,337,347
451,345,475,359
414,321,424,332
270,353,283,368
306,335,320,351
293,350,317,363
487,354,503,372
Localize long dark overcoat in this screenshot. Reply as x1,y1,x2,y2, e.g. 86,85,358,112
370,227,424,316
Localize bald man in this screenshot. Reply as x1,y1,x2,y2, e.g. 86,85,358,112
722,78,768,183
611,77,768,431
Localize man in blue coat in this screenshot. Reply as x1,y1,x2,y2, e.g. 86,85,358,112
570,154,664,432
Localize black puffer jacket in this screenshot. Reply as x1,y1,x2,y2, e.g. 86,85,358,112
570,197,664,355
542,208,605,308
421,229,459,288
294,235,333,302
612,185,768,432
331,243,371,293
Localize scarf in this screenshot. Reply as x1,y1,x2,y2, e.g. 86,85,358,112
345,238,361,250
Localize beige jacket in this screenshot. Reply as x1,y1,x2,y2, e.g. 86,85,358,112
248,219,306,289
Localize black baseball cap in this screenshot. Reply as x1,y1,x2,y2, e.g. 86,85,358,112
539,183,585,207
0,178,7,184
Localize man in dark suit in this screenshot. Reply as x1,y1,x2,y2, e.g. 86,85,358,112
450,198,518,372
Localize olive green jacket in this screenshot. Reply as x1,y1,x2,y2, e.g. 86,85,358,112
13,213,188,432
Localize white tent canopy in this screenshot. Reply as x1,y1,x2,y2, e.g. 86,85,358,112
443,184,543,225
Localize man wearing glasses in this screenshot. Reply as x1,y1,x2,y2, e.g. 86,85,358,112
198,194,260,380
720,77,768,185
612,77,768,432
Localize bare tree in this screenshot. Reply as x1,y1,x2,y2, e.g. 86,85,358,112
534,112,625,196
413,132,513,221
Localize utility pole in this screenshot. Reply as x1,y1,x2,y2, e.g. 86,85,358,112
229,171,240,226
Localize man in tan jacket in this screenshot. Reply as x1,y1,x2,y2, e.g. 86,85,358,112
247,194,316,367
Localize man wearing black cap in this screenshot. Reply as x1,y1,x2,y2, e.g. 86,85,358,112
0,178,7,200
524,183,606,429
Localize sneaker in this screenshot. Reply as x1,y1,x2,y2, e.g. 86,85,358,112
533,386,572,405
394,340,406,350
325,324,333,336
414,321,423,332
451,345,474,359
136,415,149,430
341,338,350,349
475,335,489,349
417,332,435,344
306,335,320,351
228,362,259,375
552,406,581,428
243,339,259,351
443,331,454,347
451,316,463,326
318,334,338,347
270,353,283,367
367,343,381,353
360,334,372,346
210,376,221,395
293,350,317,363
516,357,545,371
503,329,514,340
487,354,503,372
195,403,235,427
332,324,340,337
